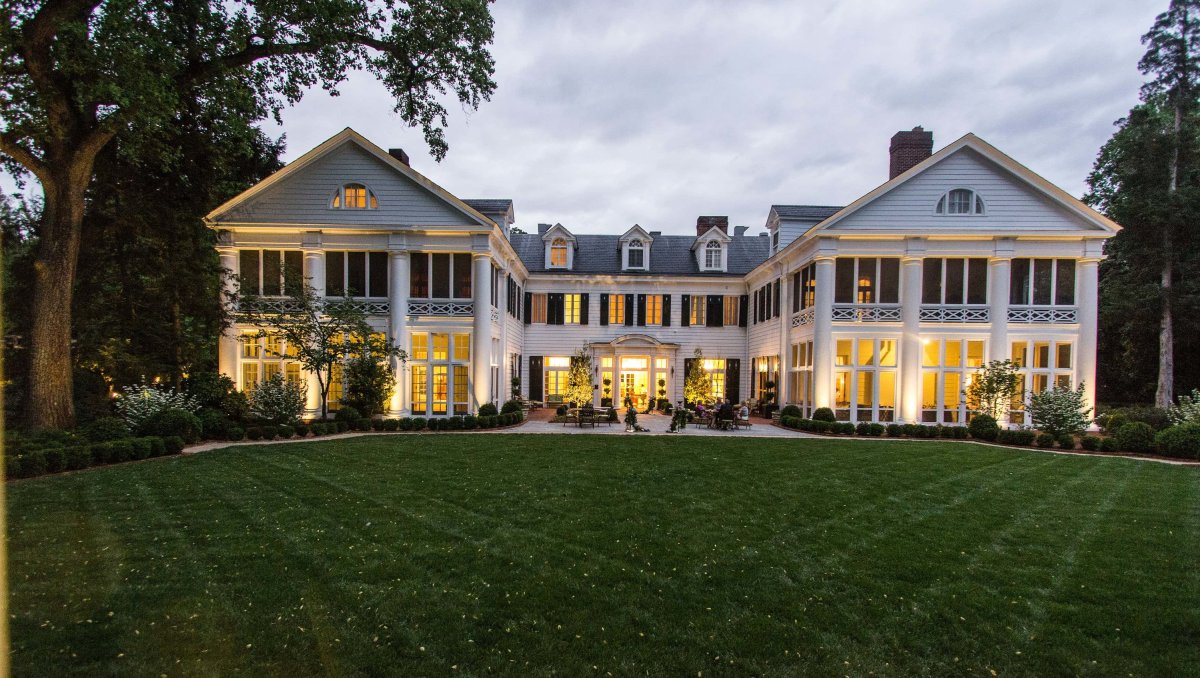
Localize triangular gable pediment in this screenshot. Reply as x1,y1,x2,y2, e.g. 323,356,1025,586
692,225,731,250
619,224,654,243
811,135,1120,237
541,223,576,242
206,128,493,229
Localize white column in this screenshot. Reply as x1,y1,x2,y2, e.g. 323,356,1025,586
388,251,410,415
217,247,240,382
811,258,835,409
498,268,509,403
899,256,923,423
988,257,1011,363
304,249,325,297
777,268,791,405
472,253,493,410
1076,258,1101,422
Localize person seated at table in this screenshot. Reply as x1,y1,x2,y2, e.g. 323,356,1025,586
696,402,706,418
716,399,734,428
738,401,750,421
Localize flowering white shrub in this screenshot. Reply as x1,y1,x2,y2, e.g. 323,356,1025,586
115,384,200,429
249,373,306,424
1168,389,1200,425
1027,384,1093,437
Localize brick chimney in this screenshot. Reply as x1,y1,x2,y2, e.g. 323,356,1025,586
889,127,933,179
696,216,729,236
388,148,410,166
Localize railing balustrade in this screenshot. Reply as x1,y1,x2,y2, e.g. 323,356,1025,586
1008,306,1077,323
831,304,902,322
919,305,990,323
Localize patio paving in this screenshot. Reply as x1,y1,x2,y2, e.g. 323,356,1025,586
516,407,820,437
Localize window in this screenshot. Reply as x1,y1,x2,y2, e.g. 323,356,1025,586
690,296,706,325
922,258,988,305
702,358,727,402
834,258,899,305
792,263,817,312
935,188,984,215
704,241,723,270
608,294,625,325
644,294,663,325
1010,340,1074,424
920,338,986,424
239,250,303,296
530,293,548,323
627,239,646,269
330,183,378,209
1010,259,1075,306
723,296,740,326
239,330,306,393
549,238,569,268
753,356,779,408
324,251,388,297
833,338,897,422
564,294,582,324
410,331,472,417
789,340,815,417
409,253,472,299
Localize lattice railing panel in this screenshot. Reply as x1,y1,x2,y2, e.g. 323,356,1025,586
831,304,902,322
409,301,475,317
237,298,390,316
1008,306,1077,323
919,305,990,323
792,307,815,327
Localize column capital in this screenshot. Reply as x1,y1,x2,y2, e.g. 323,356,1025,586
388,249,410,260
987,255,1012,265
216,245,239,257
900,255,923,265
813,255,836,265
1077,257,1103,266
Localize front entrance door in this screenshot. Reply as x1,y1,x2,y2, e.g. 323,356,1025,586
619,356,649,409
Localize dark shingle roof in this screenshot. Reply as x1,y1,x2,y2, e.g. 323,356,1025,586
510,233,770,276
772,205,843,220
464,199,513,216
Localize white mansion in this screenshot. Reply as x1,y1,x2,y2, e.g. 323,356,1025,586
206,127,1118,425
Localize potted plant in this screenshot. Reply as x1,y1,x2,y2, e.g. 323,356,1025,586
762,380,777,418
602,378,613,407
656,378,668,411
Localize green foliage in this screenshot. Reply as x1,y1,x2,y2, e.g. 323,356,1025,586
780,405,802,418
812,407,836,422
342,339,398,417
501,400,522,414
142,408,202,443
249,374,306,425
1056,434,1076,450
968,414,1001,441
186,373,251,421
1027,384,1093,438
624,406,638,429
1155,422,1200,458
479,403,498,416
1167,388,1200,424
1080,435,1102,451
1115,422,1158,454
80,417,130,442
684,349,715,406
116,384,200,431
1035,433,1056,448
333,406,361,422
965,360,1023,420
565,348,594,408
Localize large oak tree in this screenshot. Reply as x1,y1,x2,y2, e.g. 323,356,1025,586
0,0,496,429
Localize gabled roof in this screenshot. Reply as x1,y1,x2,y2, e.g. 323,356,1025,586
204,128,495,229
541,223,576,242
692,224,731,250
464,199,514,222
511,232,769,276
619,224,654,243
807,134,1121,236
771,205,843,221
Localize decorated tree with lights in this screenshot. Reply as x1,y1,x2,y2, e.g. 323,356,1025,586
565,348,594,408
684,348,715,406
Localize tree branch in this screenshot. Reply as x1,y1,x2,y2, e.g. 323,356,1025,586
179,33,397,86
0,131,48,182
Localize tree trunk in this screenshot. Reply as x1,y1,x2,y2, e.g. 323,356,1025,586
1156,257,1175,408
27,170,89,430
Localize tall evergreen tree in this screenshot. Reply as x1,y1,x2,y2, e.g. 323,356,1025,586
1087,1,1200,406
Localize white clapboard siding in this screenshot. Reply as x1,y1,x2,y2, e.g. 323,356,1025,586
218,143,476,227
828,148,1100,234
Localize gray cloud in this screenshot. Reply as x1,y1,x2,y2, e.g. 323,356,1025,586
267,0,1161,235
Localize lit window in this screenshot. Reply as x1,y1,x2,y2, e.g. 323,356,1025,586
330,183,378,209
935,188,984,215
645,294,662,325
547,356,571,368
608,294,625,324
549,238,569,268
531,294,548,323
704,241,722,269
432,333,449,361
411,333,428,361
627,239,645,269
690,296,705,325
453,334,470,362
723,296,739,325
564,294,581,324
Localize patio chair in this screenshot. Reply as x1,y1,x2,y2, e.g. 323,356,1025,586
579,405,597,428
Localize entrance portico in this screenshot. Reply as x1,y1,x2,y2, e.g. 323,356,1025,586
589,334,678,410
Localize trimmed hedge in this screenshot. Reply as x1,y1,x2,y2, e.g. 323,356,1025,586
967,414,1000,441
6,436,180,480
501,400,523,414
1155,423,1200,459
812,407,836,422
479,403,499,416
1115,422,1156,454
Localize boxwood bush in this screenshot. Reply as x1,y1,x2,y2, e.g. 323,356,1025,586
501,400,523,414
1035,433,1056,448
410,417,427,431
142,408,202,443
479,403,499,416
80,416,130,442
1079,434,1101,451
967,414,1000,441
1056,434,1076,450
383,419,399,431
1154,423,1200,459
1115,422,1156,454
812,407,836,422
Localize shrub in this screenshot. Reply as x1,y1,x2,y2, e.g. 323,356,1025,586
556,404,568,416
383,418,399,431
410,417,427,431
500,400,521,414
781,405,802,419
19,451,48,478
1027,384,1092,438
197,408,238,441
902,424,920,437
479,403,499,416
90,442,114,464
342,352,396,417
1056,434,1075,450
185,372,249,421
1155,423,1200,459
1168,389,1200,426
428,418,442,431
249,374,306,425
5,455,22,479
462,415,477,430
867,423,885,437
354,418,372,431
811,420,833,433
42,447,67,473
855,422,870,436
1115,422,1156,454
292,423,309,437
336,421,350,433
1096,412,1127,435
108,439,135,462
607,408,619,422
447,416,464,431
142,408,202,443
370,419,385,431
146,437,168,457
162,436,185,454
311,423,327,436
65,445,93,469
398,418,413,431
246,427,264,441
1080,435,1101,451
1099,436,1119,453
812,407,836,422
1114,406,1171,432
129,438,153,460
115,384,200,430
886,423,904,438
1035,433,1055,448
334,406,362,423
967,414,1000,441
80,416,130,442
277,425,295,439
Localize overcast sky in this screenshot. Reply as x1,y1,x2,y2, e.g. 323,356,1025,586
263,2,1168,234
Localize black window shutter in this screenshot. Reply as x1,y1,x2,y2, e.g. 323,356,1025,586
680,294,691,326
662,295,671,327
773,280,781,317
599,293,609,326
625,294,635,326
637,294,647,326
524,292,532,324
580,293,590,325
549,293,564,325
706,295,723,328
529,356,543,402
739,295,748,327
725,359,741,403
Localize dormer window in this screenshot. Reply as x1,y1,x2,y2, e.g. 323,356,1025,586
704,241,723,270
627,239,646,268
549,238,569,268
935,188,984,215
331,183,378,209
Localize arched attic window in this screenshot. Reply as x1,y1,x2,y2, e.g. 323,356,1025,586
330,183,378,209
704,240,723,269
549,238,569,268
935,188,984,215
627,238,646,268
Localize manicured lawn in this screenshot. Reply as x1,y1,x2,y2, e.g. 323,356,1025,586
7,435,1199,676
